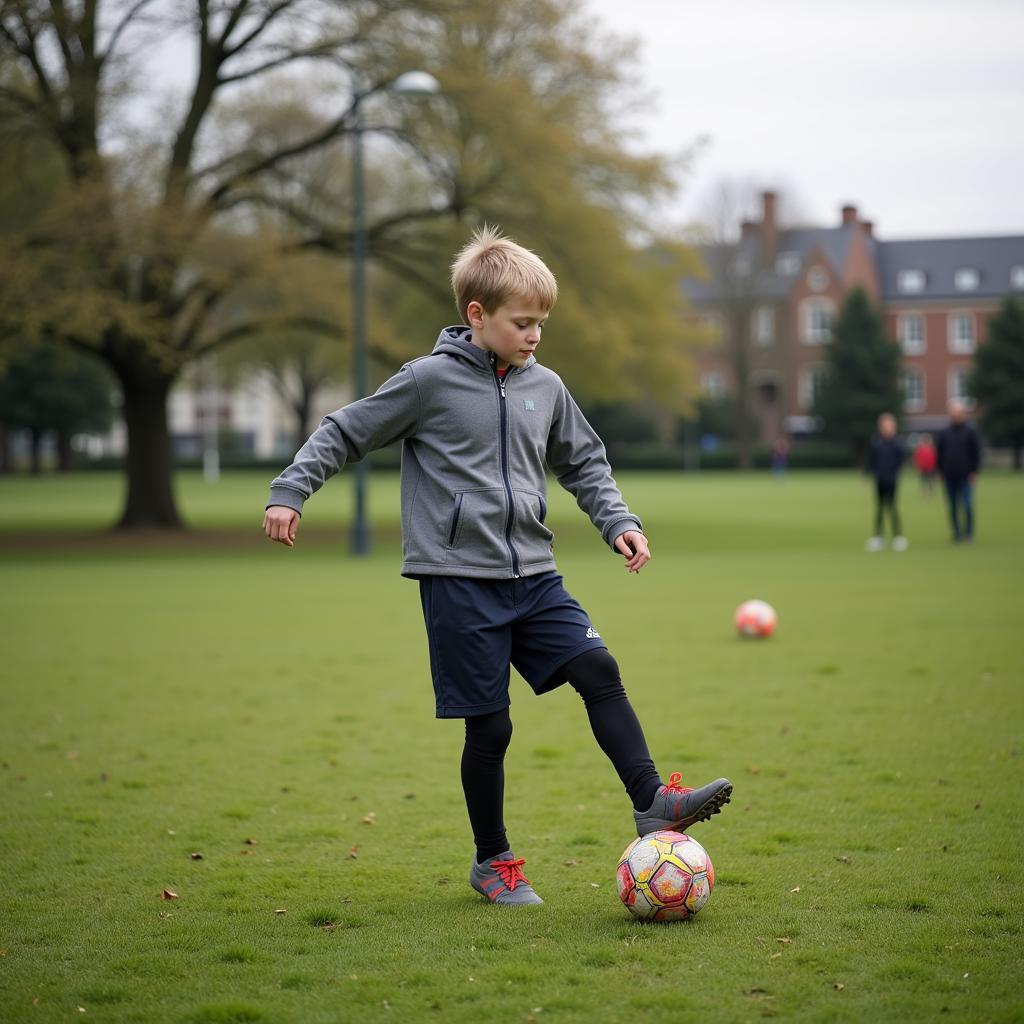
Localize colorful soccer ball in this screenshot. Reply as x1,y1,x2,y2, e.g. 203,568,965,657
616,830,715,921
734,599,777,638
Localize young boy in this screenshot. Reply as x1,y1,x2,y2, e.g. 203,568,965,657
865,412,908,552
263,227,732,905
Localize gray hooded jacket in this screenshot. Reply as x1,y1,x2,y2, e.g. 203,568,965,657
267,327,642,578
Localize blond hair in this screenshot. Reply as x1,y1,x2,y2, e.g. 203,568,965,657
450,225,558,323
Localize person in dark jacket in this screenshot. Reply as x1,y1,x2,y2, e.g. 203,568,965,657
937,399,981,542
866,412,907,551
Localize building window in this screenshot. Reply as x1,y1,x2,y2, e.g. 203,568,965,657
775,251,800,276
801,298,834,344
954,267,980,291
807,267,828,292
798,365,828,410
902,368,925,412
899,313,925,355
700,370,727,400
1011,265,1024,290
897,269,926,293
948,312,975,354
753,306,775,346
948,368,974,408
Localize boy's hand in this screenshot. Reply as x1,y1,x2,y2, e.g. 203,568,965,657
615,530,650,573
263,505,299,547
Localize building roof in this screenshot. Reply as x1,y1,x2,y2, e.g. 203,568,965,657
683,225,860,304
876,236,1024,302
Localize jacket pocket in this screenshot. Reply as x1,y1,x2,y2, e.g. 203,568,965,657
445,488,509,566
513,488,554,565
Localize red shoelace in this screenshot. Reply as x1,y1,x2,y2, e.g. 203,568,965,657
665,771,694,795
490,858,530,891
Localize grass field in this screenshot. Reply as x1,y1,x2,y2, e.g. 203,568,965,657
2,469,1023,1023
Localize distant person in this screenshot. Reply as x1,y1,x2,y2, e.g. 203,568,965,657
771,436,790,478
937,400,981,543
913,433,937,495
865,412,907,552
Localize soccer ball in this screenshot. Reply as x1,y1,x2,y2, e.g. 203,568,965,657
734,599,777,638
616,830,715,921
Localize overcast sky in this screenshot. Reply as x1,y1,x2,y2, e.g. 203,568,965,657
583,0,1024,239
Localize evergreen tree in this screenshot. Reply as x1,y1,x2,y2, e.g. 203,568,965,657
970,297,1024,469
813,287,902,461
0,341,115,472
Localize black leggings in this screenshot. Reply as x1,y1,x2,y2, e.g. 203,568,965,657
461,648,662,862
875,480,902,537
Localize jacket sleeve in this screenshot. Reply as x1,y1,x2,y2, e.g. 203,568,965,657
545,382,642,550
267,365,421,514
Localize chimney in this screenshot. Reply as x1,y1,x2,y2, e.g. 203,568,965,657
841,204,858,226
740,219,757,240
861,220,874,237
760,191,777,263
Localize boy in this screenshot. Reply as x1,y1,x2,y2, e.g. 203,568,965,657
865,412,907,552
263,227,732,905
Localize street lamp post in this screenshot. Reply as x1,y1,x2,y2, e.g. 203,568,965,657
349,71,440,556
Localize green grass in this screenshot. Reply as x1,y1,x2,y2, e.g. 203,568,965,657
2,470,1023,1023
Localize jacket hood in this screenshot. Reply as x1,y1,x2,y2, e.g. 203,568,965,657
432,325,536,373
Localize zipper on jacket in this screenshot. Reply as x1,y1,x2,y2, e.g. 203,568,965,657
491,354,521,578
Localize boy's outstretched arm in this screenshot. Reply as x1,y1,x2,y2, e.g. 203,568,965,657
614,530,651,573
264,506,299,547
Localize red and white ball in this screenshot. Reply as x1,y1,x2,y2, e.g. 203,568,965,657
734,599,777,638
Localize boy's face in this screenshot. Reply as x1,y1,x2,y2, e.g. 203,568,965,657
466,298,548,371
879,415,896,437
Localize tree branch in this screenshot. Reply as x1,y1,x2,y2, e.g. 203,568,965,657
221,0,290,57
100,0,159,63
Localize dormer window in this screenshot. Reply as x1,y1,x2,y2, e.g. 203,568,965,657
775,251,800,276
1011,265,1024,290
954,267,980,291
898,269,926,294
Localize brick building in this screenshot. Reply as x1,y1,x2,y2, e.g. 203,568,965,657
683,191,1024,440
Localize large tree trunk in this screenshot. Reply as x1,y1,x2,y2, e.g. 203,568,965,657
116,369,184,529
0,426,9,474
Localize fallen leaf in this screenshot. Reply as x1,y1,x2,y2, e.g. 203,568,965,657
747,765,762,775
770,952,782,960
244,838,258,846
190,852,203,860
167,829,176,836
239,849,254,856
361,812,377,825
776,937,792,945
348,845,359,859
158,912,172,919
834,983,845,991
590,883,600,888
436,878,449,885
404,792,416,799
274,909,287,915
790,886,801,893
160,889,179,900
563,860,579,867
99,773,108,783
835,855,851,864
66,751,79,761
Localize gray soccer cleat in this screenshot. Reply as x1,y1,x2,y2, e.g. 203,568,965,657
634,773,733,837
470,852,544,905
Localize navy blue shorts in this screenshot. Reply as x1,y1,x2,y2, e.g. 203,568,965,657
418,572,607,718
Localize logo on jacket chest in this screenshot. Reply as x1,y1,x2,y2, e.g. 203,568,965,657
523,399,535,411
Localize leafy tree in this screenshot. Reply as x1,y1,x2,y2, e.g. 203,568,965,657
0,0,701,528
0,341,115,471
970,297,1024,468
812,287,902,462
